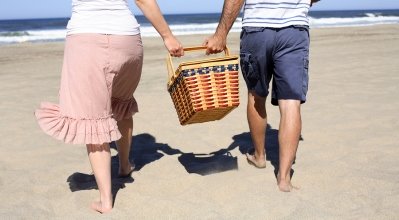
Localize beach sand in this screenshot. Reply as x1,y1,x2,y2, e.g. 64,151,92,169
0,24,398,219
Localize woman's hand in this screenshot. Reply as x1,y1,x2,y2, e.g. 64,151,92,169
164,35,184,57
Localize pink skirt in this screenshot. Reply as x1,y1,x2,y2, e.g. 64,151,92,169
35,34,143,144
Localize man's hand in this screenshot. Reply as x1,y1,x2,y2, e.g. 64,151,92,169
203,0,244,55
203,33,227,55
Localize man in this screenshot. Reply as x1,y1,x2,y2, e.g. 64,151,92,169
204,0,319,192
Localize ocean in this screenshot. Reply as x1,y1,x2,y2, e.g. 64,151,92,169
1,9,399,44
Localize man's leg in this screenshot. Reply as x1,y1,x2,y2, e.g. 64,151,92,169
277,99,301,192
246,91,267,168
87,143,113,213
116,117,134,177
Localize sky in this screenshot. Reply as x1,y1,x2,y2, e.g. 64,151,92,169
1,0,399,20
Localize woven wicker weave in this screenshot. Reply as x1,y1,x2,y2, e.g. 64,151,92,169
167,46,240,125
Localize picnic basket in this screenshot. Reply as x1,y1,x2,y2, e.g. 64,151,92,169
167,46,240,125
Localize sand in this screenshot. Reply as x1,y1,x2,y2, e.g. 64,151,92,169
0,24,398,219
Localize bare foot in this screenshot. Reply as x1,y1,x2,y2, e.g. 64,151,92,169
118,162,135,178
246,153,266,169
91,201,112,214
277,173,299,192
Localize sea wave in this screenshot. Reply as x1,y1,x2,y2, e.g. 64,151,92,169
140,22,242,37
1,15,399,44
310,15,399,28
0,31,30,37
0,29,66,44
364,12,383,17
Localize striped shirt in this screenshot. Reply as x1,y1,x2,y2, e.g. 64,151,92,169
242,0,311,28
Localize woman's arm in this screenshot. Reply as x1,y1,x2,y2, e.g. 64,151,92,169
135,0,184,57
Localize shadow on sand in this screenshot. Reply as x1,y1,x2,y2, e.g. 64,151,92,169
66,125,301,202
209,124,302,178
66,133,182,202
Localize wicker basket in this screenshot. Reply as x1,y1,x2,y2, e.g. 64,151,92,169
167,46,240,125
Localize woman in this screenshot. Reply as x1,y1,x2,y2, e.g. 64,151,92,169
35,0,183,213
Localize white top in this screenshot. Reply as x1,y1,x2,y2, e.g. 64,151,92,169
66,0,140,35
242,0,310,28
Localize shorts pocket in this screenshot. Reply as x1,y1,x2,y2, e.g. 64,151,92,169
240,52,260,86
241,27,266,40
302,57,309,95
243,27,266,33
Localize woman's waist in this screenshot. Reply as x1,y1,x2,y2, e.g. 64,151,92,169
67,12,140,35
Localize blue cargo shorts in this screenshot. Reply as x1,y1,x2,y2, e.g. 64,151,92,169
240,26,310,105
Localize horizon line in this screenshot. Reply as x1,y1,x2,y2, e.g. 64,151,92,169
0,8,398,21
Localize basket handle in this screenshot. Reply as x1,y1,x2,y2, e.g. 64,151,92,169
182,46,230,56
167,46,231,83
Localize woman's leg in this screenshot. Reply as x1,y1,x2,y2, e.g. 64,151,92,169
116,117,134,176
108,35,143,176
86,143,113,213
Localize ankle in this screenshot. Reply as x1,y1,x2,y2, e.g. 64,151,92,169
119,161,131,169
277,172,290,182
100,195,113,207
254,152,265,160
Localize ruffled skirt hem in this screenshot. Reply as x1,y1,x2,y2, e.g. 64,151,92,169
34,102,121,145
111,97,138,121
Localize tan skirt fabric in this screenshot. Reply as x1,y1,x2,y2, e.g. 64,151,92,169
35,34,143,144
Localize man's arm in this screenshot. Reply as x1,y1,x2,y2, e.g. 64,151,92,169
204,0,245,55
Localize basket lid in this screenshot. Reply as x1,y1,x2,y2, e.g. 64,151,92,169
166,46,239,89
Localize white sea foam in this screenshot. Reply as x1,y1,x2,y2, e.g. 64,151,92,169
0,29,67,44
140,22,242,37
1,15,399,44
309,15,399,28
